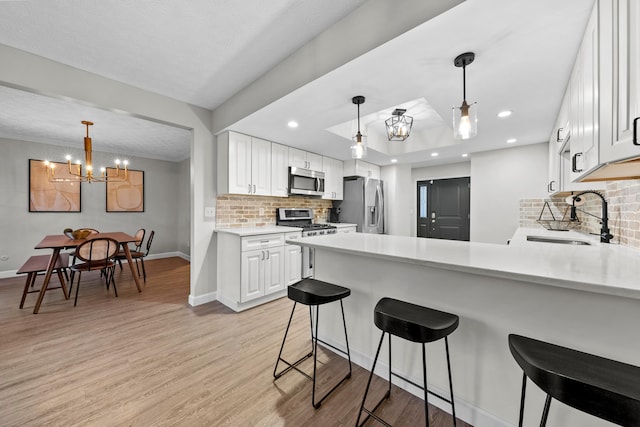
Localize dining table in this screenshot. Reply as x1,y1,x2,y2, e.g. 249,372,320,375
32,232,143,314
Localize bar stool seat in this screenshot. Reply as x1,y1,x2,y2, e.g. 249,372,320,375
274,278,352,409
356,297,459,427
509,334,640,426
374,297,459,343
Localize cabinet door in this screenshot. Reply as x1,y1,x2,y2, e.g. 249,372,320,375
264,246,285,295
306,152,323,171
251,137,271,196
322,157,335,199
547,139,560,194
288,147,307,168
284,244,302,286
271,143,289,197
240,249,264,302
228,132,253,195
600,0,640,163
333,159,344,200
580,6,599,175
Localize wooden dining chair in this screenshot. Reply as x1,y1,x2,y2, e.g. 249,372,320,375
116,230,154,283
69,237,119,306
116,228,145,271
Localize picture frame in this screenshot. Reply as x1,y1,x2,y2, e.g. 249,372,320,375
106,168,144,212
29,159,81,212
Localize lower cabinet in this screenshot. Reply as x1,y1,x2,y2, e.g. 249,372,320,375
240,246,285,302
284,231,302,286
217,231,289,311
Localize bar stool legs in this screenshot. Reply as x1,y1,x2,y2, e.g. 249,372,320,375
274,298,352,409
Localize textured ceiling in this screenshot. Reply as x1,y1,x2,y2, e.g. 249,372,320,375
0,0,595,166
0,0,366,110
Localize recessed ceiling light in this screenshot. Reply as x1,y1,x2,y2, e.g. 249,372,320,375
462,153,469,157
507,138,517,143
390,158,398,163
287,121,298,128
431,152,439,157
498,110,512,118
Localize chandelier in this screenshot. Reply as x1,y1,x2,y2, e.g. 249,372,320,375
351,95,367,159
385,108,413,141
44,121,128,183
452,52,478,140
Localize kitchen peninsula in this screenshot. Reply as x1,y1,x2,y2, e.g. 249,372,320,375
288,232,640,427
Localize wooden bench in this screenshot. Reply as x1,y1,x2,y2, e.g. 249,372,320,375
17,253,69,309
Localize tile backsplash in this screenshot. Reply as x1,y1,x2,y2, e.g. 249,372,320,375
520,180,640,249
216,195,333,228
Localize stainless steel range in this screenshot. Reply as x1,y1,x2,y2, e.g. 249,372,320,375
276,208,337,277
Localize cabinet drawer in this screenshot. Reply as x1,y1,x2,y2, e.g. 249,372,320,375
284,231,302,242
241,233,284,251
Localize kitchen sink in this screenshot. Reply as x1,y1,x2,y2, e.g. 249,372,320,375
526,235,591,245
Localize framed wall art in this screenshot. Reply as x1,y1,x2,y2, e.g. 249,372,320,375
106,168,144,212
29,159,81,212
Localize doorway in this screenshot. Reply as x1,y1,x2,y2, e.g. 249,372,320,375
417,177,470,240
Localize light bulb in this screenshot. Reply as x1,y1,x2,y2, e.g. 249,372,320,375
100,167,106,173
458,114,471,140
44,160,50,166
65,155,72,161
75,160,81,165
351,143,364,159
86,165,93,171
123,160,129,166
115,159,121,165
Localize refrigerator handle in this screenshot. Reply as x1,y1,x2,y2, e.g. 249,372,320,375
376,184,384,231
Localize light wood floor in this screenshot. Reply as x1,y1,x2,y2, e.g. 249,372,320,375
0,257,471,426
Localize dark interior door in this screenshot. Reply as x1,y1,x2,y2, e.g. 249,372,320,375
417,177,470,241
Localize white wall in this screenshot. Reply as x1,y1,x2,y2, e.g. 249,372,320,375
0,44,215,302
410,162,471,237
381,164,412,236
470,144,548,244
178,158,191,256
0,138,185,273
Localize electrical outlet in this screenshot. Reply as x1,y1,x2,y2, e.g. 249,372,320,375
259,207,264,216
204,206,215,218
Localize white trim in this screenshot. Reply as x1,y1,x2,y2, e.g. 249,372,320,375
318,338,511,427
0,269,18,280
189,291,217,306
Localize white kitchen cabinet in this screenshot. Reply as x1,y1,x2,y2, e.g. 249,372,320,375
598,0,640,164
288,147,323,170
322,156,344,200
343,159,380,179
217,231,287,311
271,143,289,197
569,5,600,181
217,131,272,196
547,139,560,194
284,231,302,286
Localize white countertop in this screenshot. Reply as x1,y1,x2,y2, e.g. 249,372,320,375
215,226,301,236
287,230,640,300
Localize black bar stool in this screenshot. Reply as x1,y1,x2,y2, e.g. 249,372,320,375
273,278,352,408
356,297,459,427
509,334,640,426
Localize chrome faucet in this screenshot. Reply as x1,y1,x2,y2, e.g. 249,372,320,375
569,191,613,243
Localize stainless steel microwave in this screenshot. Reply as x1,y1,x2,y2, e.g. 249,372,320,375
288,167,325,196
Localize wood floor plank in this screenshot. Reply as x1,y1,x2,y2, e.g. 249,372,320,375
0,257,471,426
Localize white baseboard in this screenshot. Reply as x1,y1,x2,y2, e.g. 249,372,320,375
189,291,217,306
0,252,190,282
319,338,511,427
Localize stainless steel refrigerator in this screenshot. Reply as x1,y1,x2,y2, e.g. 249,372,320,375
336,176,384,233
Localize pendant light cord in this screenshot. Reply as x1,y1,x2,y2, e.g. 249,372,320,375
462,64,466,102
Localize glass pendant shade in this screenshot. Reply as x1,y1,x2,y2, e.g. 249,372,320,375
351,131,367,159
452,52,478,140
385,109,413,141
351,95,367,159
452,100,478,140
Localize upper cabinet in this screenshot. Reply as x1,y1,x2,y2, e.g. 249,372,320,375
218,131,272,196
271,143,289,197
288,148,323,170
558,0,640,183
593,0,640,172
322,156,344,200
343,159,380,179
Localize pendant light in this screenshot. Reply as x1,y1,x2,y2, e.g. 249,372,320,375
452,52,478,140
351,95,367,159
385,108,413,141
